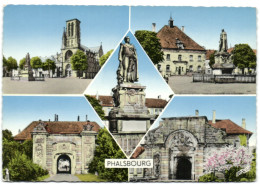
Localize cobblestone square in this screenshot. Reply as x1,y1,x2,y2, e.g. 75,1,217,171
168,76,256,94
2,78,92,94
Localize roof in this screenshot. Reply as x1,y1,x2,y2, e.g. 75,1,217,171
208,119,252,135
131,146,145,159
157,25,206,51
206,49,216,60
80,44,101,53
92,95,168,108
14,121,100,141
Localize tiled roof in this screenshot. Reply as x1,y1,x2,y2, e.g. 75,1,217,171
14,121,100,141
208,119,252,135
145,98,168,108
92,95,168,108
157,25,206,51
131,146,145,159
206,49,216,60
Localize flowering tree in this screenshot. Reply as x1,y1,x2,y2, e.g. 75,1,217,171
205,146,252,176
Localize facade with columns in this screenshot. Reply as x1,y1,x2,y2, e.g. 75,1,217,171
129,112,252,181
14,120,100,175
155,17,206,77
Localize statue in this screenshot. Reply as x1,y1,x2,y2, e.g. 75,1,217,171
118,36,138,83
219,29,228,52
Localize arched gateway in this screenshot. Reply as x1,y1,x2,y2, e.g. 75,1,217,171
31,120,100,175
57,154,71,174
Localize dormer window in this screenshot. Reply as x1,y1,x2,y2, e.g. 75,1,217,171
176,38,184,49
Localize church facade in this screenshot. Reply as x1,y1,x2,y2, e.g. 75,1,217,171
155,17,206,77
129,112,252,181
14,119,100,175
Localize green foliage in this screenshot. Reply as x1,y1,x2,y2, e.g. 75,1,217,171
2,129,48,181
42,59,56,71
7,151,48,181
2,129,14,142
239,135,247,146
19,58,26,70
232,44,256,73
209,50,216,68
88,128,128,182
30,57,42,69
198,173,222,182
135,30,164,65
70,50,88,70
99,49,113,66
4,57,18,71
85,95,106,120
2,139,21,168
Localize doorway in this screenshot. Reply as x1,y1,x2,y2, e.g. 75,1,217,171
176,157,192,180
57,154,71,174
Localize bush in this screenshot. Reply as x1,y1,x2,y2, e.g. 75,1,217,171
198,173,222,182
88,128,128,182
7,151,48,181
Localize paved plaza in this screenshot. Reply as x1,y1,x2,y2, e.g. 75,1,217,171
2,77,92,94
44,174,81,182
169,76,256,94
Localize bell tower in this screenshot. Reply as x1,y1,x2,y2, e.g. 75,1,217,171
65,19,81,48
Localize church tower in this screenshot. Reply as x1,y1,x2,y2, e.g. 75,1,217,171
60,19,81,77
65,19,81,48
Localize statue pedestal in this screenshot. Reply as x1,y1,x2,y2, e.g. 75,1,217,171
20,68,35,81
213,52,235,74
108,82,156,134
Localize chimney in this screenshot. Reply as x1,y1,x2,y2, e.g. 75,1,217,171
212,110,216,124
242,118,246,129
77,115,80,121
18,129,21,133
181,26,185,32
48,119,50,122
56,115,59,121
54,114,56,121
168,16,174,28
86,115,88,121
158,95,161,99
152,23,156,32
195,110,199,116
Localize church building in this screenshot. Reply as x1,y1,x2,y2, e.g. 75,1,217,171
57,19,103,78
155,17,206,77
129,111,252,181
14,117,101,175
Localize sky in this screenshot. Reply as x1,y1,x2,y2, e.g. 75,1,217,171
2,96,104,136
3,5,129,62
131,6,256,50
150,96,256,146
84,31,173,100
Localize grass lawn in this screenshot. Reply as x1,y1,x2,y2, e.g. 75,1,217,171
36,174,50,181
75,173,108,182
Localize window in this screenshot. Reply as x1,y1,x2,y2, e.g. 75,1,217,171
129,168,134,174
157,64,161,71
189,65,193,72
166,65,170,71
189,55,193,61
197,65,201,71
198,55,202,61
178,55,182,61
166,54,170,61
137,168,142,174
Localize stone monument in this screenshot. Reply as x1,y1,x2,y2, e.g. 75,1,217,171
108,36,156,135
212,29,235,74
20,53,35,81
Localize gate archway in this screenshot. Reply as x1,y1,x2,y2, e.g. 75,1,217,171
57,154,71,174
176,157,191,180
